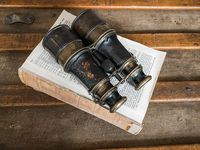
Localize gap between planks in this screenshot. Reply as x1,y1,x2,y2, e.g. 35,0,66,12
0,33,200,51
0,0,200,10
99,144,200,150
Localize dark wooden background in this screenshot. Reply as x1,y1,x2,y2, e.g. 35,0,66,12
0,1,200,149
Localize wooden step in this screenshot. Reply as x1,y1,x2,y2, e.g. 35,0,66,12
0,81,200,107
0,2,199,149
103,144,200,150
0,33,200,51
1,9,200,33
0,49,200,85
0,0,200,10
0,103,199,149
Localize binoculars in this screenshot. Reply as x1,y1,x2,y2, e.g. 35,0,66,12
42,10,151,113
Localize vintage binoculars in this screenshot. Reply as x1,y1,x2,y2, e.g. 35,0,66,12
42,10,151,113
43,25,127,113
72,10,152,90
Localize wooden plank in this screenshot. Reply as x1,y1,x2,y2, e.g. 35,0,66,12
0,33,200,51
1,9,200,33
0,33,43,51
0,81,200,107
124,33,200,50
0,50,200,84
104,144,200,150
0,0,200,10
152,81,200,102
160,49,200,81
0,51,30,85
0,102,199,149
9,48,200,82
0,85,63,107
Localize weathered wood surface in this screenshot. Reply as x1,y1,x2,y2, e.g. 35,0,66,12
1,81,200,107
104,144,200,150
160,49,200,81
0,102,199,149
1,9,200,33
0,50,199,85
0,33,200,51
0,0,200,10
0,85,62,107
0,51,29,85
0,2,199,148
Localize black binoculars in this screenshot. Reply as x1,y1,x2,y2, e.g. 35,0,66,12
42,10,151,113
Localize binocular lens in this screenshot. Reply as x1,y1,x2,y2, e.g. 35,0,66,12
72,10,152,90
42,24,126,112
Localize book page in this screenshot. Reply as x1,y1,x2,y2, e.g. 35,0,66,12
21,10,166,125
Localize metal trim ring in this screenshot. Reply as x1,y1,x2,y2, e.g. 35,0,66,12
135,75,152,90
92,29,116,49
117,57,136,74
42,24,81,63
57,40,83,65
124,65,142,81
71,9,89,29
89,77,109,94
56,39,82,63
99,86,117,104
63,47,90,71
84,23,111,41
115,65,141,87
110,96,127,113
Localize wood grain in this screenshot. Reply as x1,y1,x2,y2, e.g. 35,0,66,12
0,51,29,85
104,144,200,150
0,1,199,149
160,50,200,81
0,50,200,84
0,85,63,107
0,33,200,51
0,0,200,10
1,81,200,107
0,103,199,149
1,9,200,33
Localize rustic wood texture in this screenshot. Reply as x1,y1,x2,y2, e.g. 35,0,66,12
0,51,29,85
104,144,200,150
160,50,200,81
0,0,200,10
0,1,199,149
0,85,63,106
0,50,199,85
1,9,200,33
0,33,200,51
1,80,200,107
0,102,199,149
1,81,200,107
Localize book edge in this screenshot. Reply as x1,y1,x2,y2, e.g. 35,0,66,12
18,67,142,135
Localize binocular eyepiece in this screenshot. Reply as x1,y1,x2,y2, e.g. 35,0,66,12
72,10,152,90
42,25,127,113
42,10,152,113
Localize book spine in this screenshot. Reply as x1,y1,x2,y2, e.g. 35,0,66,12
18,67,141,134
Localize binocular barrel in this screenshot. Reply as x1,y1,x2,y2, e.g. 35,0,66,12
42,24,127,113
72,10,152,90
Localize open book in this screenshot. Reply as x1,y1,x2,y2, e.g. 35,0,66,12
18,10,166,134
